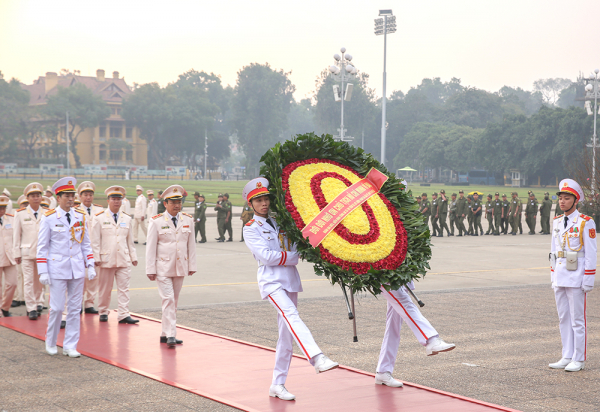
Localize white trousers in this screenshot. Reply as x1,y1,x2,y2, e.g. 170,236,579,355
83,273,98,309
132,217,147,242
46,277,85,350
15,264,24,301
267,288,322,385
0,265,17,311
156,276,184,338
98,267,131,320
22,259,45,312
377,286,439,374
554,286,587,362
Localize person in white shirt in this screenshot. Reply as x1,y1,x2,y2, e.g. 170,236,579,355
132,185,147,244
45,187,57,210
2,189,13,215
146,190,158,220
120,197,131,215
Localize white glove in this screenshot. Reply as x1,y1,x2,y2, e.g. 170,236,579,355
582,285,594,293
87,266,97,281
39,273,51,285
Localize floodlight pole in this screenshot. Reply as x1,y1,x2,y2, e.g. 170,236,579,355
66,111,70,172
585,70,600,196
380,14,388,166
204,127,208,180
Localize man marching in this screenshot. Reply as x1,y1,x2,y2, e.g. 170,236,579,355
91,186,139,324
0,195,17,317
548,179,596,372
242,178,338,402
146,185,196,347
133,185,147,244
37,177,96,357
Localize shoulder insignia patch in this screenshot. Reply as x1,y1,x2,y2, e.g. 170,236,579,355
122,212,132,218
182,212,193,218
42,206,48,210
17,207,26,212
6,213,14,217
152,214,162,220
581,214,591,221
45,209,56,216
590,228,596,239
94,204,102,207
554,214,563,220
95,211,104,216
245,219,255,226
75,208,85,214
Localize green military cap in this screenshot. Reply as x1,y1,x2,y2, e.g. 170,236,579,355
512,191,518,195
544,192,549,195
459,189,464,193
432,192,438,196
451,193,457,196
495,192,500,196
158,190,163,195
194,191,200,196
421,192,427,197
440,189,445,194
218,193,223,197
502,193,507,197
487,194,492,198
224,193,229,197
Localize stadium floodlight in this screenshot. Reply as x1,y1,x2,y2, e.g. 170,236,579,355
583,69,600,194
375,9,396,166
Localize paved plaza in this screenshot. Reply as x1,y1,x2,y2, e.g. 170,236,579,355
1,215,598,411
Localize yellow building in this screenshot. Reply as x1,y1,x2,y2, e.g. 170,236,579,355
21,69,147,170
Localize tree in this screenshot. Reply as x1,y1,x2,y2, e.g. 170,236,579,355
405,77,464,106
44,83,110,168
442,88,504,129
285,98,316,138
231,63,295,169
533,78,573,106
497,86,544,116
0,75,30,160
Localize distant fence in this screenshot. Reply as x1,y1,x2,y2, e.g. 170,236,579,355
0,169,245,181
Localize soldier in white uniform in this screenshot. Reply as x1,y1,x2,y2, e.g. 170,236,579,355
120,196,131,215
549,179,596,372
146,185,196,347
37,177,96,357
45,186,57,210
13,182,46,320
242,178,338,402
78,181,103,314
146,190,158,220
91,185,139,324
133,185,147,244
0,195,17,317
2,189,13,215
11,196,30,308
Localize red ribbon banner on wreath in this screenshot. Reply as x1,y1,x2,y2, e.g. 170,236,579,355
301,168,389,247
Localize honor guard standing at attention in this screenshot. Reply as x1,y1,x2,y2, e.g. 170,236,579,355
448,193,458,236
437,189,450,237
133,185,147,244
146,190,158,220
549,179,596,372
146,185,196,347
0,195,17,317
214,194,228,242
242,178,339,401
13,182,46,320
37,177,96,357
455,190,468,236
485,194,494,235
78,181,103,314
193,192,207,243
2,189,13,214
240,203,254,241
91,186,139,324
419,193,431,231
492,193,503,236
525,192,539,235
540,192,552,235
430,193,439,237
223,193,233,242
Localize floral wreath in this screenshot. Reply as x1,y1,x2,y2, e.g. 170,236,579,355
260,133,431,295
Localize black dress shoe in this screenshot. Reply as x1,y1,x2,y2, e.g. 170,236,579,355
143,242,146,245
226,239,233,242
240,239,244,242
84,307,99,314
99,315,108,322
199,240,206,243
37,305,43,313
1,309,12,317
214,237,221,241
160,336,183,344
167,337,177,347
118,316,139,324
134,241,139,244
11,300,20,308
217,239,225,242
28,311,38,320
60,320,66,329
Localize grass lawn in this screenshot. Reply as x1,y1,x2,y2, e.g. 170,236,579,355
0,178,247,207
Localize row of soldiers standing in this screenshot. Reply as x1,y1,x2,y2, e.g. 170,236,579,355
418,190,558,236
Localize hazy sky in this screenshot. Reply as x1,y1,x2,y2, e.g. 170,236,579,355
1,0,598,100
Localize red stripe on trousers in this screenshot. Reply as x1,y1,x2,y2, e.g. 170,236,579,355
268,295,311,360
386,289,429,340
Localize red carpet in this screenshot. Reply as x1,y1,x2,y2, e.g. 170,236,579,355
0,313,520,412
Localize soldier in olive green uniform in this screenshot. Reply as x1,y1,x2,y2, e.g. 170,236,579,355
509,192,521,235
438,189,450,236
214,194,229,242
501,194,510,234
466,195,474,235
157,190,165,214
455,190,468,236
492,192,503,236
484,194,494,235
240,203,254,241
448,193,458,236
223,193,233,242
524,192,538,235
430,193,439,237
193,192,207,243
539,191,552,235
471,193,483,236
419,193,431,232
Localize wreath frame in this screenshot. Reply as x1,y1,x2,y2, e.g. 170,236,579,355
260,132,431,295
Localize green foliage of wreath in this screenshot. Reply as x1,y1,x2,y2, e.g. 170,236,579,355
260,132,431,295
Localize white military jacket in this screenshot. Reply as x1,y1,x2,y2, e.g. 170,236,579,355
13,205,43,260
146,212,196,277
243,215,301,299
0,213,16,267
91,210,137,268
551,210,597,288
134,195,147,218
120,198,131,215
146,199,158,219
37,207,94,280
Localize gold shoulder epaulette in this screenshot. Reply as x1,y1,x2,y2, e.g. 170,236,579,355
95,210,104,216
182,212,193,218
94,204,102,207
42,206,49,210
45,209,56,216
6,213,14,217
245,219,255,226
152,213,162,220
75,208,85,214
581,214,591,221
554,214,563,220
123,212,132,218
17,207,26,212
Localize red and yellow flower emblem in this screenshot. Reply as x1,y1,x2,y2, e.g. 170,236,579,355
282,159,408,274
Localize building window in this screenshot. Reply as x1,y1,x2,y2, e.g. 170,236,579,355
99,126,106,138
110,149,123,160
126,128,133,138
126,150,133,161
110,126,122,138
99,144,107,160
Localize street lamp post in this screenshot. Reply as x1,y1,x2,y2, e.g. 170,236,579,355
66,111,70,172
375,10,396,166
584,68,600,195
329,47,358,142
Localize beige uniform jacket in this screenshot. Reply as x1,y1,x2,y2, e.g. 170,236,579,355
146,212,196,277
12,206,43,260
120,198,131,215
81,204,103,226
91,210,137,268
0,213,16,267
146,199,158,219
135,195,147,219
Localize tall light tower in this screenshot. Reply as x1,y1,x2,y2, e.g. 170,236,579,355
584,69,600,195
375,9,396,165
329,47,358,142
